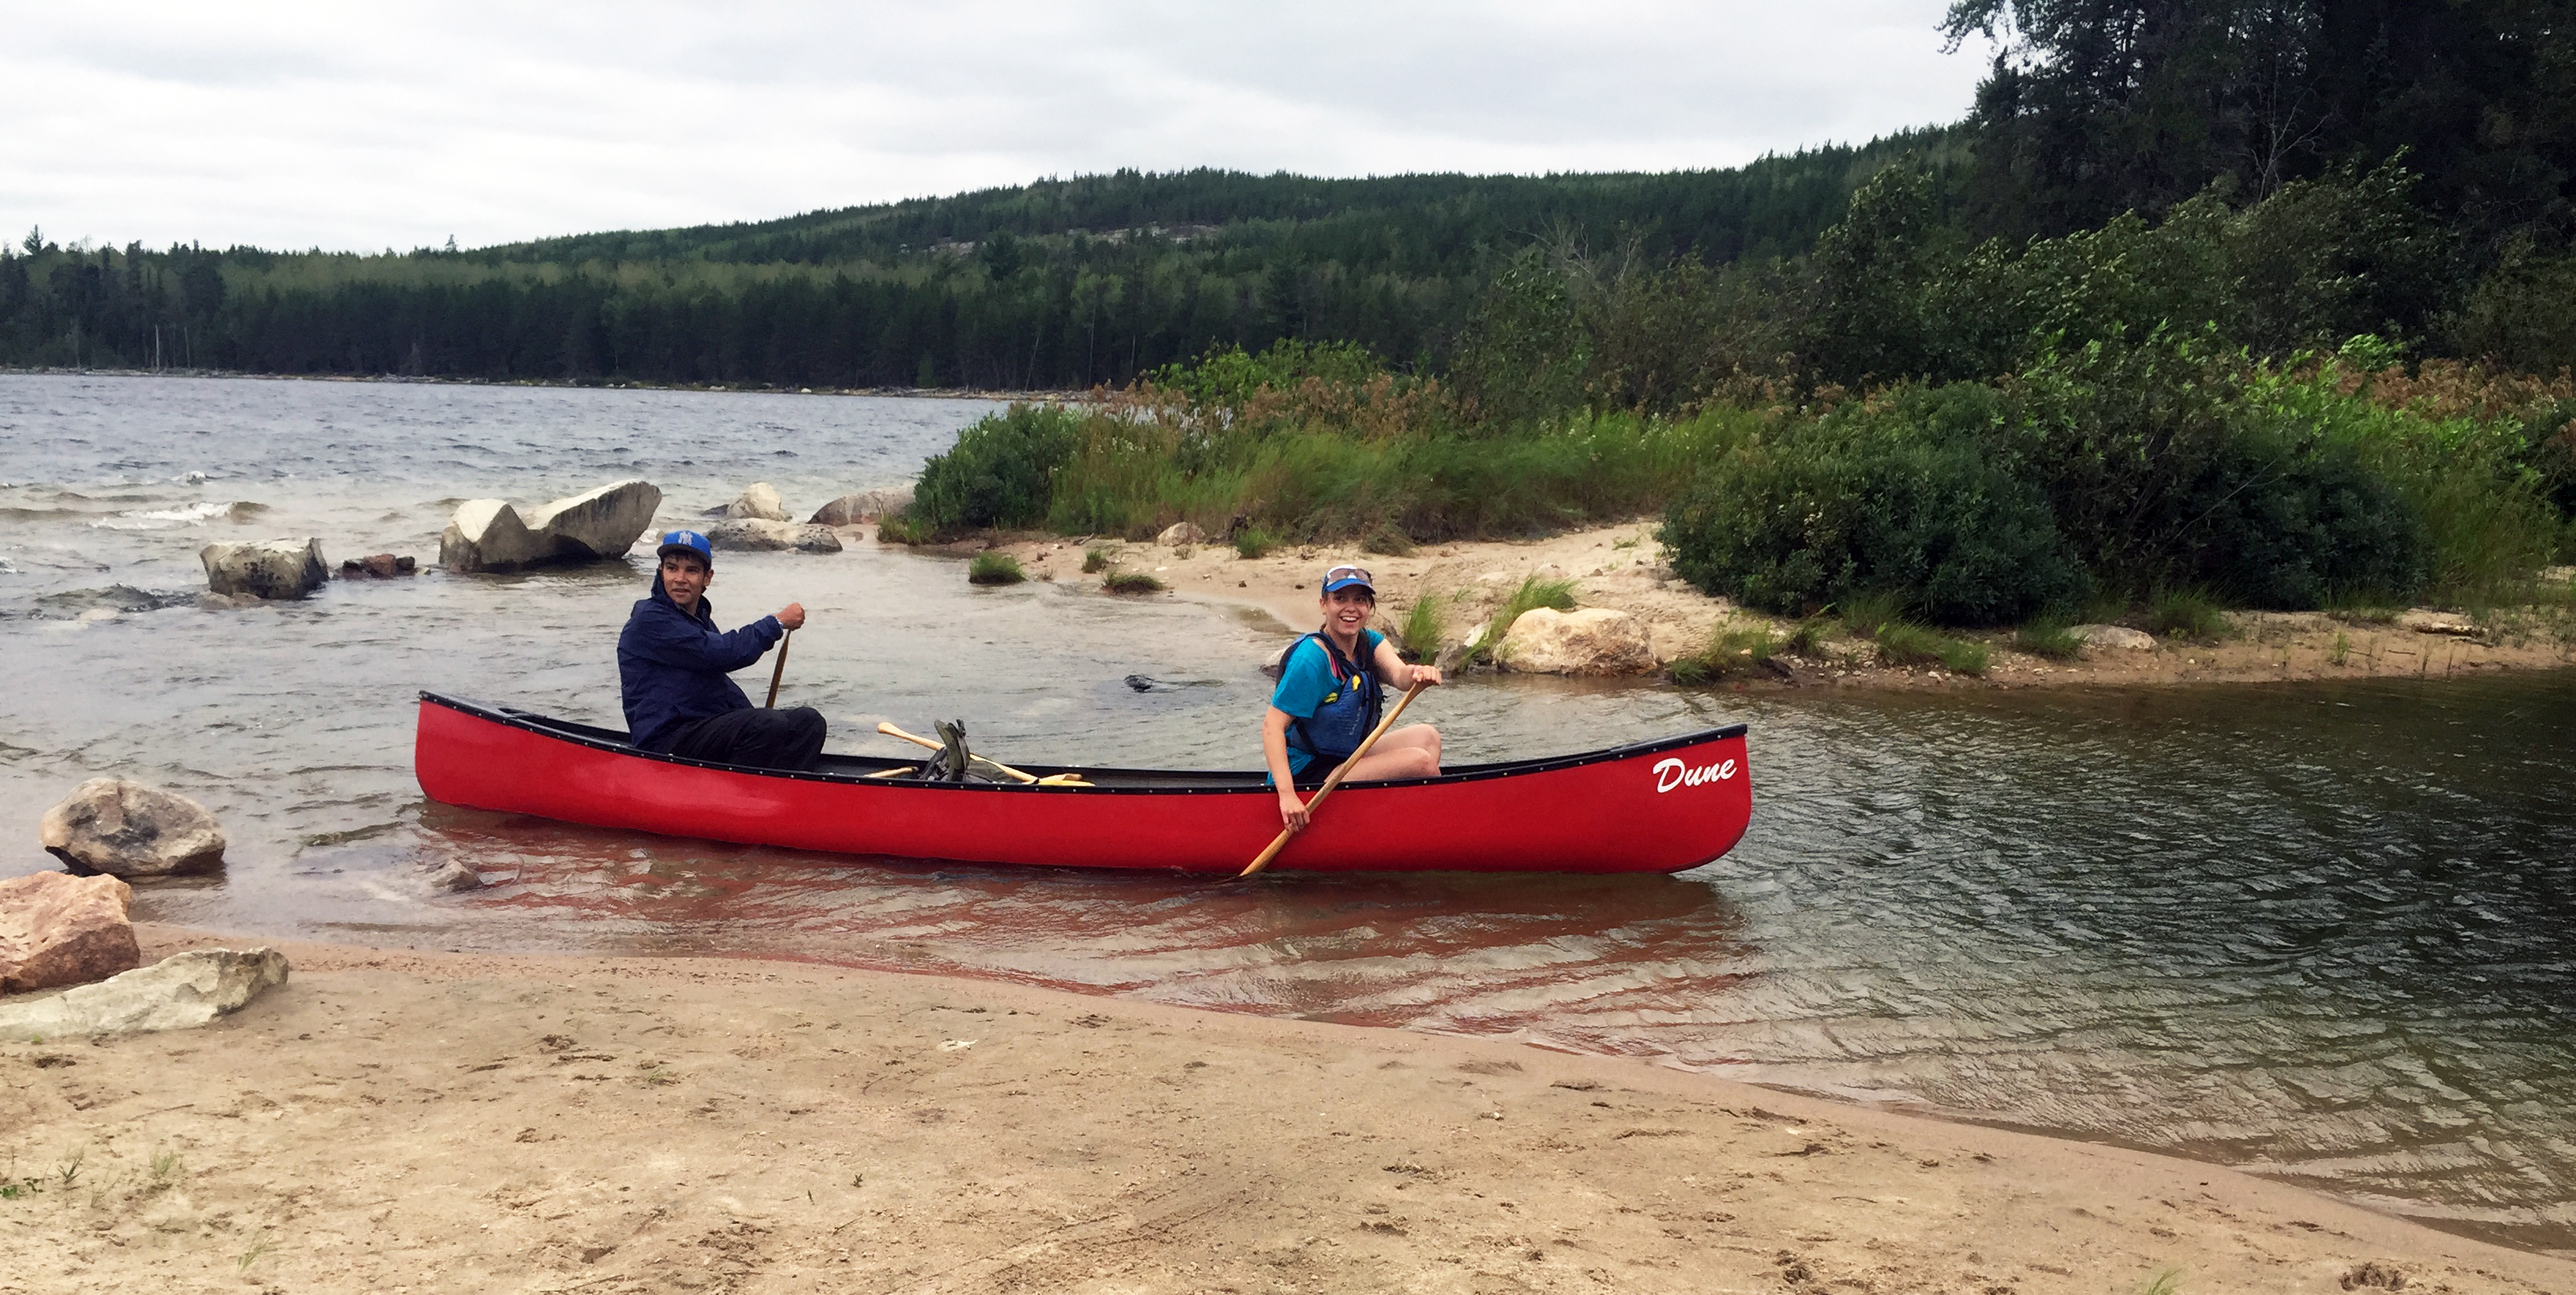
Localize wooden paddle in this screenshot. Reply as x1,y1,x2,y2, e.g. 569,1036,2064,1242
764,627,793,708
1240,678,1428,878
874,722,1091,786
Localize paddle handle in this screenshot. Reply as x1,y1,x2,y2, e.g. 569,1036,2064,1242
1241,679,1427,878
764,627,792,708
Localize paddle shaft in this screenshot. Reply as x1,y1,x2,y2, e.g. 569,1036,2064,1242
764,627,792,708
1240,678,1427,878
875,721,1042,784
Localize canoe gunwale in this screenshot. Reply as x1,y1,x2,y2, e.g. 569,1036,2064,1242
417,691,1749,795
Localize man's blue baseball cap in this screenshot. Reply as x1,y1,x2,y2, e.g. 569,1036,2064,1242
657,530,714,566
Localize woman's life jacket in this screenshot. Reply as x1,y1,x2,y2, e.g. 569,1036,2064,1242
1285,631,1384,765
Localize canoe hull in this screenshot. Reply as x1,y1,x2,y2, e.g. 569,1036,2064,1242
413,694,1751,874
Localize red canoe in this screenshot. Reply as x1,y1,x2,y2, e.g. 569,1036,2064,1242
413,693,1752,874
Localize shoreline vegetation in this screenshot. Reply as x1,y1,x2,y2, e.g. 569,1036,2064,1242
2,925,2566,1290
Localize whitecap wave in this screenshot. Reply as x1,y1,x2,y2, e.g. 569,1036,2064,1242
91,500,254,530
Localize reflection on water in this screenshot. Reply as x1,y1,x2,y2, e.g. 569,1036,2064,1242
3,374,2574,1250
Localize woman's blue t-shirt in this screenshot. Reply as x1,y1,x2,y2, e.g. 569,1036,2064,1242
1270,630,1383,776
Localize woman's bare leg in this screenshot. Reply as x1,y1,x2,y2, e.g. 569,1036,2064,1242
1339,724,1441,782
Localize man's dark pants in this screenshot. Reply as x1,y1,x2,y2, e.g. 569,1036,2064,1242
665,706,827,771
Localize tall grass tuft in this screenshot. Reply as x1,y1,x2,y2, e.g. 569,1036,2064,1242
2012,617,2084,660
1671,623,1777,684
1462,573,1579,668
1103,571,1165,594
966,552,1026,586
2147,589,2231,640
1398,597,1445,661
1233,527,1276,559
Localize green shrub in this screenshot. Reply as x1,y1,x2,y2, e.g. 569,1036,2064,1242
875,511,933,545
1782,616,1833,656
966,552,1025,586
1663,387,2084,626
2147,589,2231,640
1102,571,1165,594
1398,597,1445,661
911,402,1080,531
1233,527,1275,559
1081,546,1112,574
2012,618,2084,660
1670,623,1777,684
1362,526,1417,556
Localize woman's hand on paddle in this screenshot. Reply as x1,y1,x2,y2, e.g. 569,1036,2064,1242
1406,664,1443,688
1277,788,1310,833
776,602,807,631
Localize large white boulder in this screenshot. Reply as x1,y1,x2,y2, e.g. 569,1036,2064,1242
1155,521,1207,547
440,480,662,572
41,778,227,878
808,485,913,526
1499,607,1655,676
708,519,844,553
0,948,289,1040
526,480,663,560
724,482,791,521
200,538,328,600
439,499,548,571
0,873,140,993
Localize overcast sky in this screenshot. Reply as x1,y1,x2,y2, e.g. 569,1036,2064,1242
2,2,1993,253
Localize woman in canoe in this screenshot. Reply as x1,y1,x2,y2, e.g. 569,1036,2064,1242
1264,564,1443,831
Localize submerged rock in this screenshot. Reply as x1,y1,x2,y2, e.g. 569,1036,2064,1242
440,480,662,573
0,873,140,993
1499,607,1655,676
30,585,193,619
427,860,481,893
0,948,289,1040
339,553,417,578
809,485,912,526
707,519,844,553
725,482,791,522
2073,624,2155,651
40,778,227,878
200,537,329,600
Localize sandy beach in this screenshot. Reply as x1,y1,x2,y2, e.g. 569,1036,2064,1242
2,926,2567,1294
965,522,2576,691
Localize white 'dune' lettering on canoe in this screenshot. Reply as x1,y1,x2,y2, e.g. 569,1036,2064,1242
1653,756,1739,793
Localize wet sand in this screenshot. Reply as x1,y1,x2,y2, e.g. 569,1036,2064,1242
2,926,2567,1295
968,522,2576,691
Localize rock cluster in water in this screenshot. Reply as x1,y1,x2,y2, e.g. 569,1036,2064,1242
724,481,791,521
0,872,140,993
41,778,227,878
200,537,330,600
440,480,664,573
339,553,418,578
708,519,844,552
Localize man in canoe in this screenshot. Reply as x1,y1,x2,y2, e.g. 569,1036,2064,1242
617,530,826,770
1264,563,1443,831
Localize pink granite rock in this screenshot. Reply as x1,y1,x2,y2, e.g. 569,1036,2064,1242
0,872,140,993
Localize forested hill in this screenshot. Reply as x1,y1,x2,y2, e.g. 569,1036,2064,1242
0,133,1961,390
481,133,1960,273
6,2,2576,391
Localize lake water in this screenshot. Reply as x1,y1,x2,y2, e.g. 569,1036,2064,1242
5,373,2572,1252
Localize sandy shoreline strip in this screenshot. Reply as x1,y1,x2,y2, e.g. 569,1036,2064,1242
966,522,2576,691
2,927,2566,1294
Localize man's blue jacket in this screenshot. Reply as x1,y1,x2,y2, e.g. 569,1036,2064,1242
617,574,783,752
